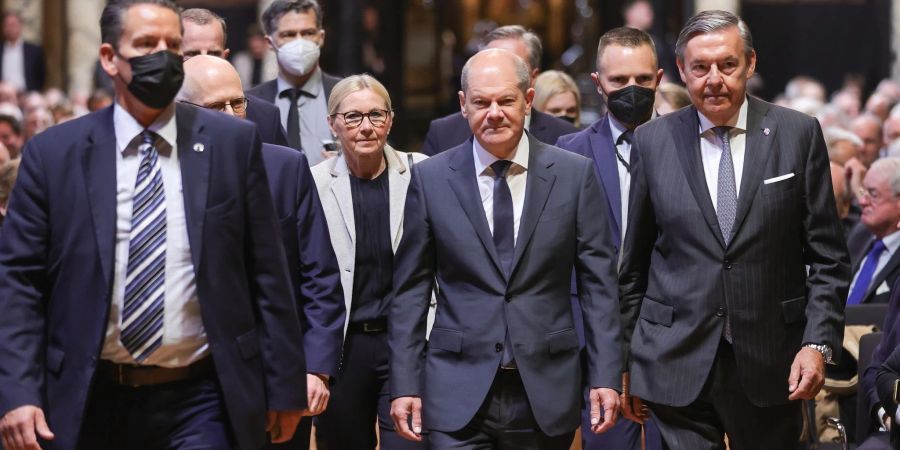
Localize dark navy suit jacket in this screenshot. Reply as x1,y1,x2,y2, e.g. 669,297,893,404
876,332,900,447
0,104,307,450
420,109,578,156
247,95,289,147
0,41,45,91
261,143,345,377
389,136,621,436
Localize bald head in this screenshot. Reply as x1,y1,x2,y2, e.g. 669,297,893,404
178,55,246,119
460,48,531,95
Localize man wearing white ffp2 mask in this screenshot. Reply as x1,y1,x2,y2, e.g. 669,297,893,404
248,0,342,166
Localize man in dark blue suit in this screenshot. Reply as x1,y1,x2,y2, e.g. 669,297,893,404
179,54,347,450
555,26,664,450
179,7,289,147
390,48,622,449
0,2,307,449
420,25,577,157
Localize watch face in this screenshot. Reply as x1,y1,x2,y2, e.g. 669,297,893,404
894,379,900,404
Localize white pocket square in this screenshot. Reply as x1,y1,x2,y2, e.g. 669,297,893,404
764,173,795,184
876,280,891,295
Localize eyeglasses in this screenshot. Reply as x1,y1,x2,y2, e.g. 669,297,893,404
180,97,249,114
858,186,895,205
330,109,392,128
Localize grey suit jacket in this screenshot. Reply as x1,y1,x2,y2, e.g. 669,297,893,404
311,145,430,336
619,96,850,408
389,135,621,436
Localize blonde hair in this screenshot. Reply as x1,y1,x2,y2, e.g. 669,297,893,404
656,82,691,110
0,157,20,217
533,70,581,126
327,74,392,116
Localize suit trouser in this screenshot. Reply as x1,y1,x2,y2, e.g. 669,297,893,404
78,373,233,450
646,341,802,450
315,328,428,450
428,368,575,450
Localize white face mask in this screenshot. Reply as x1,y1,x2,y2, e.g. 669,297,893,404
274,37,320,77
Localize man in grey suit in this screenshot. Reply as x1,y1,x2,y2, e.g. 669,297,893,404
389,48,622,449
619,10,850,449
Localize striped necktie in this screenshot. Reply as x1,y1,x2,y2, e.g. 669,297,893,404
120,130,167,362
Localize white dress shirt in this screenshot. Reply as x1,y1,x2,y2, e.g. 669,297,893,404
101,102,208,368
699,97,749,212
275,67,332,167
609,115,631,243
473,133,529,245
2,39,25,92
848,230,900,294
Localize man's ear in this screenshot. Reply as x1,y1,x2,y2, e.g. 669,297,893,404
676,58,687,84
266,35,277,51
524,87,535,114
98,43,119,78
223,48,231,59
458,91,467,117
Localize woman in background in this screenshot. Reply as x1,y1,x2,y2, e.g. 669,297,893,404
534,70,582,127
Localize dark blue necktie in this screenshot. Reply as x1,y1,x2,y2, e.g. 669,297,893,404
847,239,887,305
491,160,516,366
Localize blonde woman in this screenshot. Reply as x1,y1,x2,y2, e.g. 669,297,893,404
534,70,582,127
311,74,429,449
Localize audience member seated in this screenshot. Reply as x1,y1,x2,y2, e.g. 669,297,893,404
827,126,864,166
853,114,885,168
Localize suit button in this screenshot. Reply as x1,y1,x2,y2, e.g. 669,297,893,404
724,260,733,270
716,307,726,317
495,343,504,352
505,294,512,302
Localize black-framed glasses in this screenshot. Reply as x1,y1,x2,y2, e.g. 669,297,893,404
180,96,249,114
330,109,392,128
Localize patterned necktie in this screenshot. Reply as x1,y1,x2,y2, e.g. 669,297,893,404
491,160,517,366
121,130,167,362
715,126,737,245
847,239,887,305
280,88,303,151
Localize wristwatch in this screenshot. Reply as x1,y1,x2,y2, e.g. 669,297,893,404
804,343,835,365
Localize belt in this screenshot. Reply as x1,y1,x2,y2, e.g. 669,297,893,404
96,357,215,387
347,317,387,333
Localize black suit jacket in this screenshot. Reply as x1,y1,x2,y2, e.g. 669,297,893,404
0,41,45,91
247,95,289,146
389,135,621,436
246,70,341,104
620,97,850,408
420,109,578,156
876,342,900,446
846,224,900,305
262,143,345,377
0,104,306,450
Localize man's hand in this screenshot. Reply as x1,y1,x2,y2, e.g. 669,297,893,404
266,410,303,443
845,157,867,199
589,387,619,434
619,372,649,424
0,405,54,450
390,396,423,442
788,346,826,400
305,374,330,416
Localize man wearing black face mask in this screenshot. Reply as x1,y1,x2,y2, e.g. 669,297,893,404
556,26,664,450
0,1,308,450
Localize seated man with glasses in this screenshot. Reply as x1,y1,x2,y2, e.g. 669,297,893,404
177,54,346,450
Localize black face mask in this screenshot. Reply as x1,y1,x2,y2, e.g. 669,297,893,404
120,51,184,109
606,85,655,127
559,115,578,125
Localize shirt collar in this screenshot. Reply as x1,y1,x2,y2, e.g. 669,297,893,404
277,66,323,97
607,113,629,144
3,39,22,50
524,113,531,131
880,229,900,255
113,101,177,156
473,131,530,176
698,96,749,135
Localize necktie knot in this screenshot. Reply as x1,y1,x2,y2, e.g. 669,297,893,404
616,129,634,146
714,126,732,145
139,130,157,155
871,239,887,255
491,160,512,179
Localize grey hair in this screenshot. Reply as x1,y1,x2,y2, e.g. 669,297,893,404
181,8,227,37
482,25,542,71
460,49,530,95
870,157,900,196
675,10,753,61
101,0,181,50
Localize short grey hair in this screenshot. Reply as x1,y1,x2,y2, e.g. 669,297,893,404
870,157,900,196
482,25,542,71
675,10,753,61
181,8,227,37
461,49,530,95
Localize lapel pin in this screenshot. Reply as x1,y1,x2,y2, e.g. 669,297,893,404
193,143,205,152
763,128,770,136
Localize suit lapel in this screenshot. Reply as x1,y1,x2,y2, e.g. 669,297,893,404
329,156,356,245
175,104,212,272
447,142,504,275
730,98,776,242
82,107,117,286
510,137,556,276
589,117,622,239
865,247,900,302
674,107,726,248
386,146,410,250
